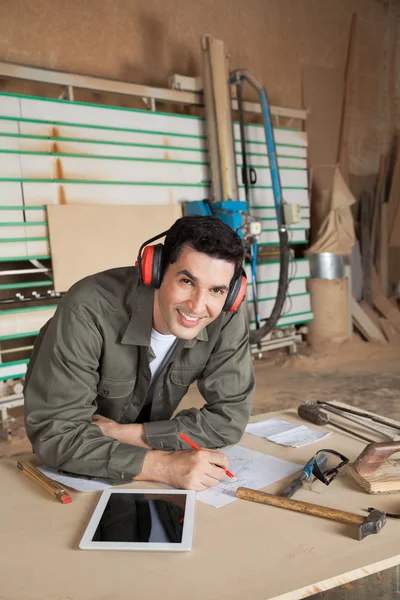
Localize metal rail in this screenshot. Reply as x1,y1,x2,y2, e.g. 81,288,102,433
0,61,307,121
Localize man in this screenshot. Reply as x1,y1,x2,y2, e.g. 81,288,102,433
24,215,255,491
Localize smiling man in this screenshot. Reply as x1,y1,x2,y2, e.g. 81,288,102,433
24,216,255,490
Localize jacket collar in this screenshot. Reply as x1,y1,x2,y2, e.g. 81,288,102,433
121,284,209,346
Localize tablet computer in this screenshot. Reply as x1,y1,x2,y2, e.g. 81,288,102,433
79,488,196,551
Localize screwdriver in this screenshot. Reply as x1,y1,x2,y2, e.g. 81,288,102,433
298,404,375,444
279,452,328,498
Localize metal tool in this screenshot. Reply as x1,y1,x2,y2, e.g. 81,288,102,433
236,487,386,540
315,401,400,434
279,453,328,498
306,401,398,441
298,404,375,444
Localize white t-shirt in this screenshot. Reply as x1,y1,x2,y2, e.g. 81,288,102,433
143,329,177,407
149,329,177,380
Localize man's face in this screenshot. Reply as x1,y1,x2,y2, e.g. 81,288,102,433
153,244,235,339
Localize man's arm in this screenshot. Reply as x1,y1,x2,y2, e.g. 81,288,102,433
24,304,149,481
90,414,230,490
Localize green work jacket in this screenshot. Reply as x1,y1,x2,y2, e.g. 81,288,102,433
24,267,255,481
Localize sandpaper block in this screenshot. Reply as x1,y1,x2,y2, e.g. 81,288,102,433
347,441,400,494
347,461,400,494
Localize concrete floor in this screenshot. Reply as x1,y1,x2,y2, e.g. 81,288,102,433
183,339,400,421
2,338,400,598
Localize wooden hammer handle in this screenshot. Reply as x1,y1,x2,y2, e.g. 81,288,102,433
353,441,400,477
236,487,364,526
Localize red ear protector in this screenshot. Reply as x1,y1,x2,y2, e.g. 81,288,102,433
136,231,247,312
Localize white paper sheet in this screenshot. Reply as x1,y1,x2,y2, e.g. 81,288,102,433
38,466,112,492
196,446,301,508
245,419,332,447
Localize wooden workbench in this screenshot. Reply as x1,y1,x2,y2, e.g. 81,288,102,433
1,409,400,600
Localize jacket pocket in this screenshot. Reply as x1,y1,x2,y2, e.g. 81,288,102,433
97,376,136,399
170,366,206,387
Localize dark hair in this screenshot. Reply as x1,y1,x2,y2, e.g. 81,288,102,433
162,215,244,282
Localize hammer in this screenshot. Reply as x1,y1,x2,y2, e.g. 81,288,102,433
236,487,386,540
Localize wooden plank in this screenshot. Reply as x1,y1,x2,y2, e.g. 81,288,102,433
360,190,372,305
358,300,383,332
302,66,344,233
351,298,386,342
379,316,400,342
4,408,400,600
47,204,183,292
0,62,307,120
371,155,388,266
372,268,400,334
388,147,400,244
379,202,389,295
338,13,358,183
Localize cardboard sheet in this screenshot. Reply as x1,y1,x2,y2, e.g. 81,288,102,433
47,204,183,291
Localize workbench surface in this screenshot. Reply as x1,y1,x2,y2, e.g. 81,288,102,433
2,409,400,600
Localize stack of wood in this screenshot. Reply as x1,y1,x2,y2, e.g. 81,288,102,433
352,147,400,343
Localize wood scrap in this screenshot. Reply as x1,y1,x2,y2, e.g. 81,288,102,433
388,247,400,296
379,203,389,296
360,190,372,305
372,269,400,335
371,154,388,268
351,298,386,342
337,12,358,183
379,317,400,343
359,300,383,331
388,147,400,246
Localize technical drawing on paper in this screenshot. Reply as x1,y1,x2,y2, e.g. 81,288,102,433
219,457,254,497
196,445,301,508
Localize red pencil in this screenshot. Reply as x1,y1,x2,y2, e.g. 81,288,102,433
179,432,236,480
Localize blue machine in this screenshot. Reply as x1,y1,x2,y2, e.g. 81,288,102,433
185,200,248,236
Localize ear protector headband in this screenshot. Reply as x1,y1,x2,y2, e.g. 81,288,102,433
136,230,247,312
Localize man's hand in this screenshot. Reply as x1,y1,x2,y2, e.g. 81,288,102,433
92,415,149,448
135,448,230,491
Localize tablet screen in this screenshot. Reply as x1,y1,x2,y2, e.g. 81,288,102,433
79,489,195,551
92,492,186,544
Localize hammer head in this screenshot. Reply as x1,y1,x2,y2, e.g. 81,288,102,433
359,509,386,541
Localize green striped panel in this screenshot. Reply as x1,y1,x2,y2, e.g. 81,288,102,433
0,237,49,242
0,149,208,167
0,221,48,226
0,281,52,290
0,304,57,315
0,132,305,156
0,91,304,133
0,331,39,341
0,206,46,210
249,311,313,326
0,255,51,262
0,149,307,171
248,292,310,303
246,276,310,285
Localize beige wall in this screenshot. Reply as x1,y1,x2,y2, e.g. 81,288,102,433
0,0,396,185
